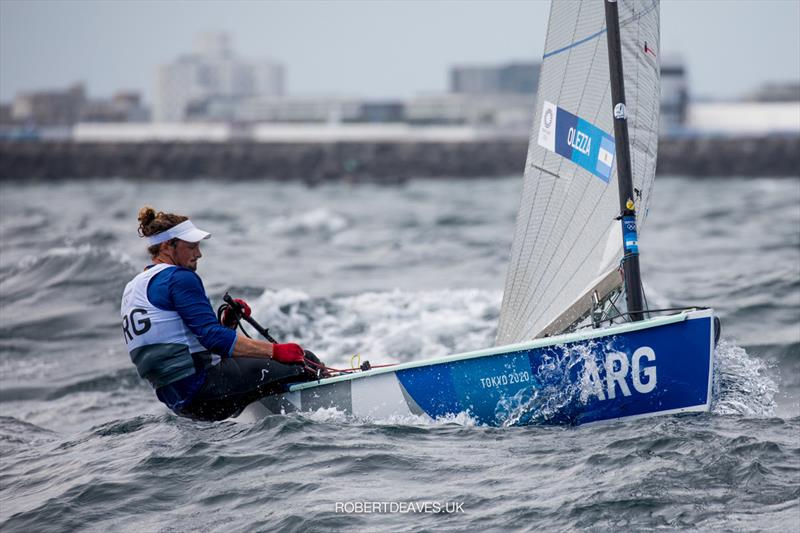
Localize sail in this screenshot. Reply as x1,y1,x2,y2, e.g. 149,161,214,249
496,0,660,345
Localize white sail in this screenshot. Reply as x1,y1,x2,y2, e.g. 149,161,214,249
496,0,660,345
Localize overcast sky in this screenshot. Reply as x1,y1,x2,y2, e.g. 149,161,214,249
1,0,798,103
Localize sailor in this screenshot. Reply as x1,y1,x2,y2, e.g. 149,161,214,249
121,206,315,421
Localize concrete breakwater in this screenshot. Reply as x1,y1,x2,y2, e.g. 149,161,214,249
1,136,798,183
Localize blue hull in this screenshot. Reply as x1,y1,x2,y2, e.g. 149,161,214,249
245,309,715,426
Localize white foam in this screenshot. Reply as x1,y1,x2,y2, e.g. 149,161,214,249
265,207,348,235
711,339,778,417
297,406,479,428
248,287,501,368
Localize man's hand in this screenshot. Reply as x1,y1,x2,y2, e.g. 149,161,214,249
221,298,251,328
272,343,305,364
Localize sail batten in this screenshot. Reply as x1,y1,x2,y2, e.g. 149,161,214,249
496,0,660,346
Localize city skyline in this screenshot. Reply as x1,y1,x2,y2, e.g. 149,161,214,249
1,0,799,103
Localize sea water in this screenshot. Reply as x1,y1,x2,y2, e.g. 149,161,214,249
1,176,798,531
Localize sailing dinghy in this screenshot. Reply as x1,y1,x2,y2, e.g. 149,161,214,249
243,0,717,426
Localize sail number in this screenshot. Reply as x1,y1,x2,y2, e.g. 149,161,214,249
567,127,592,156
583,346,657,402
480,371,531,389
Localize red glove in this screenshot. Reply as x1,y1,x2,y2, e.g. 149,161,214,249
272,343,305,365
221,298,251,328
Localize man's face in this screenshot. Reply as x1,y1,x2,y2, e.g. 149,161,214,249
170,240,202,271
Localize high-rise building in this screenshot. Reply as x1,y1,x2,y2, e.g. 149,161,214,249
154,32,285,122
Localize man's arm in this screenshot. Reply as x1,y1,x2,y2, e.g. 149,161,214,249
229,331,307,364
230,335,275,358
154,268,306,364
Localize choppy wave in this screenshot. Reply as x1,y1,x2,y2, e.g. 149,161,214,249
266,207,349,236
2,410,798,532
0,243,135,303
1,176,798,531
0,244,135,345
0,416,58,456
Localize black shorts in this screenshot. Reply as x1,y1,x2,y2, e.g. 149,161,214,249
178,352,321,422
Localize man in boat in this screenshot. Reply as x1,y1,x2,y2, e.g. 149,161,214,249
120,206,321,421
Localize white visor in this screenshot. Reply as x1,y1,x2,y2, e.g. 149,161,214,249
146,220,211,246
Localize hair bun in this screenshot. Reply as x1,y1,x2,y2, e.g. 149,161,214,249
137,206,158,236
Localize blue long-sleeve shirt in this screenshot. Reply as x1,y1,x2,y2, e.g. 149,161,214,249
147,265,237,411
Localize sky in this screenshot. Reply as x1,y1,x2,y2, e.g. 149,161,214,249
1,0,799,104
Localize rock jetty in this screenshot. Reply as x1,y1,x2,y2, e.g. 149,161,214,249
1,136,797,183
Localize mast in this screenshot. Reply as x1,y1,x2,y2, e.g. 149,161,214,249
604,0,645,321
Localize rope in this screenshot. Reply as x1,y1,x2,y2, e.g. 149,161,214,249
303,357,396,376
216,302,253,338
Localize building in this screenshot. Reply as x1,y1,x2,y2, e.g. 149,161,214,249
450,62,540,94
666,77,800,136
358,101,405,123
405,93,534,131
80,91,149,122
687,81,800,136
187,95,359,123
660,56,689,134
687,101,800,135
0,103,12,124
154,32,285,122
747,81,800,103
184,95,406,125
10,83,86,126
438,62,540,134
